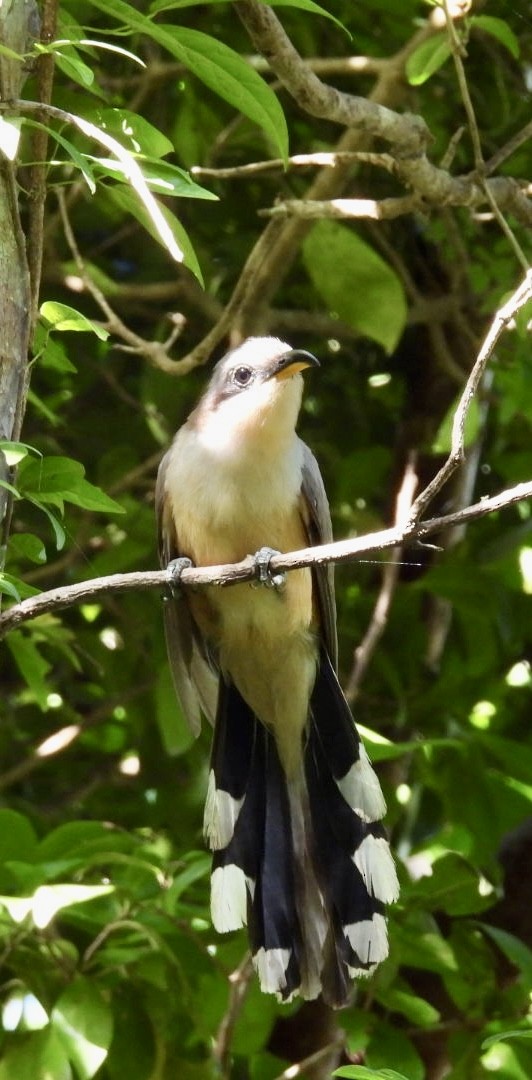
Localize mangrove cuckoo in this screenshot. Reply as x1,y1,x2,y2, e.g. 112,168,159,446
156,337,399,1007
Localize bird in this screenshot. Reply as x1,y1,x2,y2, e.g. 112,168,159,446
155,336,399,1007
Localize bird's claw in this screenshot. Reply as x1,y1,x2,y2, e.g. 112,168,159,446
253,547,286,590
166,557,194,595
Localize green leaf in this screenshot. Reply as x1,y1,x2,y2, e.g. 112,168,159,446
480,924,532,984
31,884,115,928
375,985,440,1028
7,631,51,710
302,221,407,353
394,925,458,974
87,0,288,160
54,48,95,89
150,0,350,36
40,302,108,339
60,108,187,262
91,153,218,199
24,118,96,193
409,853,495,916
52,977,113,1079
406,34,452,86
471,15,520,59
0,811,38,863
37,821,125,863
19,456,124,515
0,441,36,466
33,325,77,372
9,533,47,564
0,573,22,601
27,500,66,550
0,1027,72,1080
107,185,204,284
92,107,173,158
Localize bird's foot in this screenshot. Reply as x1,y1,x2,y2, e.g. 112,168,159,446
252,547,286,590
166,557,194,596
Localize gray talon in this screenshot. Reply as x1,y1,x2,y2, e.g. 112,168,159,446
166,557,193,594
253,547,286,590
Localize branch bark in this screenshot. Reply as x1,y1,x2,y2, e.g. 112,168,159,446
1,480,531,638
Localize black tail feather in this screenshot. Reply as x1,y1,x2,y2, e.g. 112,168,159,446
208,681,302,1000
207,657,398,1007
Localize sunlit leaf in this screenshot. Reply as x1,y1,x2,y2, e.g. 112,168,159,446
32,884,115,928
406,34,452,85
88,0,289,160
303,221,407,353
52,977,113,1079
40,301,107,338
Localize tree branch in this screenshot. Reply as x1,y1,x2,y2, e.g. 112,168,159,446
1,480,531,638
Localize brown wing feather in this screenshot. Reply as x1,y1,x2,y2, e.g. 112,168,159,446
155,449,218,735
299,439,338,671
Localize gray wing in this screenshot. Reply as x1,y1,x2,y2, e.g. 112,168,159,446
155,449,218,736
299,439,338,671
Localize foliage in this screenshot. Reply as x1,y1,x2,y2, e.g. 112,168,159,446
1,0,532,1078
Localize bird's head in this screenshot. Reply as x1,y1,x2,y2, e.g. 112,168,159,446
193,337,319,454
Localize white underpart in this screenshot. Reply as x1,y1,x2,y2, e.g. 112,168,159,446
345,913,389,972
336,743,387,822
210,864,253,932
353,835,400,904
203,769,244,850
253,946,293,998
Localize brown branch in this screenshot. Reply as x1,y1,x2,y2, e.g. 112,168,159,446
173,15,436,363
57,191,186,376
1,480,531,638
260,174,531,224
261,195,422,221
234,0,430,151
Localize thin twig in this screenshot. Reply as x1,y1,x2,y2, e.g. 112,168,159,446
57,191,185,375
1,479,531,638
212,954,255,1075
408,270,532,524
271,1034,345,1080
345,454,419,702
191,151,398,180
443,0,529,271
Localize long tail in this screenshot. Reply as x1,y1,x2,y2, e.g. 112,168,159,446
204,661,399,1007
305,650,400,1004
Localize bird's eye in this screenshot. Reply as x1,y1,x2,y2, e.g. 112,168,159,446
233,366,253,387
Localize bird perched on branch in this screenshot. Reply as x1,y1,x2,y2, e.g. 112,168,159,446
156,336,399,1007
